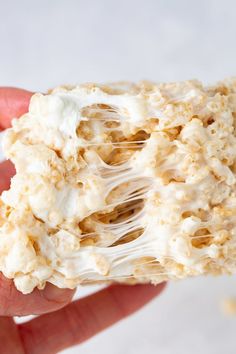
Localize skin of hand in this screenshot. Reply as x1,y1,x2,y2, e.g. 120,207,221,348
0,87,166,354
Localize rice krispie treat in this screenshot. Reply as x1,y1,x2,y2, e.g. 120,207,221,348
1,79,236,294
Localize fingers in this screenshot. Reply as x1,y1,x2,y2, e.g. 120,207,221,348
0,161,15,193
0,274,75,316
0,88,32,129
0,317,24,354
18,283,166,354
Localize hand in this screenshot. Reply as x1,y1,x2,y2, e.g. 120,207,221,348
0,88,166,353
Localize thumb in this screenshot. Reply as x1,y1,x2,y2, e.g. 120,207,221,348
0,273,76,316
0,87,33,129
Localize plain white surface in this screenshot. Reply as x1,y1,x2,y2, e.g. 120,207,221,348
1,1,236,353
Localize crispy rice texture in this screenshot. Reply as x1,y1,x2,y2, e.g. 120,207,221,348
1,79,236,293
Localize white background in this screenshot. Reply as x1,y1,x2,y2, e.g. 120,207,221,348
1,1,236,353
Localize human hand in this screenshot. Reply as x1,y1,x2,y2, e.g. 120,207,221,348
0,88,166,353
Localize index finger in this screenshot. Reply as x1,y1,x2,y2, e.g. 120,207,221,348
19,283,166,354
